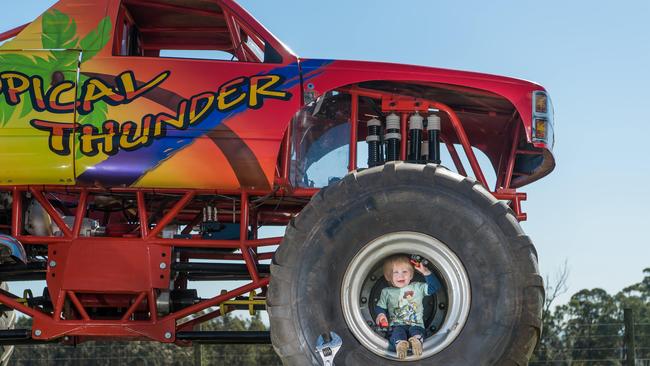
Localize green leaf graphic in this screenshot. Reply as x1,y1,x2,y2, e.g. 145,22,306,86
0,102,14,128
0,54,51,126
80,17,111,62
0,53,51,74
41,9,78,50
0,11,112,128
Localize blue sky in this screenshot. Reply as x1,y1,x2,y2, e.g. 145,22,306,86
2,0,650,306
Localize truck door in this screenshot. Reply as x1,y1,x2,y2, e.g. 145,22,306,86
0,46,80,185
74,1,301,190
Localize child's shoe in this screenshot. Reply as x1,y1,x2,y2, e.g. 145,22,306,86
396,340,409,359
409,336,423,358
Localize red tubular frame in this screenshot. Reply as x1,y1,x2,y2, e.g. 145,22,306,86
343,86,526,218
348,93,359,172
0,186,277,343
0,82,528,344
503,121,522,190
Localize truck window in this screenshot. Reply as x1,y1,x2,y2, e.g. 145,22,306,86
116,8,142,56
116,0,281,63
291,93,352,188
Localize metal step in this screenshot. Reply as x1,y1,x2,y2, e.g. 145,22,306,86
176,331,271,344
0,329,50,345
172,262,270,281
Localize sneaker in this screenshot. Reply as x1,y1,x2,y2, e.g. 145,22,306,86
409,336,423,358
396,340,409,359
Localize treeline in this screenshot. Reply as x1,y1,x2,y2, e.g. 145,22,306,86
9,268,650,365
531,268,650,365
10,313,281,365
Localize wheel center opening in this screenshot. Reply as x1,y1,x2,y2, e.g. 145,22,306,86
340,231,471,360
359,254,449,345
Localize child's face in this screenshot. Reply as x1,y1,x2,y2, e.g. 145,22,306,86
391,263,414,288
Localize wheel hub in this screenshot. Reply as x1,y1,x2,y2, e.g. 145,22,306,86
341,231,471,361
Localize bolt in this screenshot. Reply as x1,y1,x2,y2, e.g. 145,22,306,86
430,325,437,331
367,320,373,326
164,332,172,339
34,329,42,337
360,297,367,304
49,260,57,268
373,298,378,303
439,303,446,310
370,275,377,281
159,262,167,270
64,336,70,341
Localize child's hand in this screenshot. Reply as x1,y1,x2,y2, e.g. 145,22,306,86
376,313,388,328
412,260,432,276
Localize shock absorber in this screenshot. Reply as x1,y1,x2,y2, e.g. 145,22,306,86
427,114,441,164
408,113,424,163
366,118,382,167
379,121,385,165
385,113,401,162
421,140,429,162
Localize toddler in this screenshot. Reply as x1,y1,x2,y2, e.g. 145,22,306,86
375,255,442,359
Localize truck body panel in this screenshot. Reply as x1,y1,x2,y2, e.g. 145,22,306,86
0,0,554,190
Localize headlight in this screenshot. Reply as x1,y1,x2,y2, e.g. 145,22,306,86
532,91,554,148
534,93,548,114
534,118,547,140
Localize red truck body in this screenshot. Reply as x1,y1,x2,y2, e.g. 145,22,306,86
0,0,554,348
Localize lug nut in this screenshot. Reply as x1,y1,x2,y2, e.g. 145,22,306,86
439,303,447,310
360,297,367,304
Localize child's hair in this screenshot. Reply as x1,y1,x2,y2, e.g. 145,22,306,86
383,255,414,283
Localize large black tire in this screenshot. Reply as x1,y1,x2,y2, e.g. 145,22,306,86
268,163,543,365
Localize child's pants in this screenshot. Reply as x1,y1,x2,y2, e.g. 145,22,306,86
389,325,425,348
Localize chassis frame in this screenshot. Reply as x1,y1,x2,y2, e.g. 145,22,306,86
0,87,528,344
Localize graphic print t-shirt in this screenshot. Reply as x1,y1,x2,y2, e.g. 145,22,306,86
376,282,428,328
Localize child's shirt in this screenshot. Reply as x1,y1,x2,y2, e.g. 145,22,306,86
376,274,441,328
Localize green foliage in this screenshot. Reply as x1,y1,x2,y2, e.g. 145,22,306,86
0,54,51,127
80,17,112,63
0,10,111,127
532,268,650,365
41,10,78,50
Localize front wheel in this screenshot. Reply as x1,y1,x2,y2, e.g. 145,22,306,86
268,163,543,365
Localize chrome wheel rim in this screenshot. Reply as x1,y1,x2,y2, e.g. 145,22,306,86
341,231,471,361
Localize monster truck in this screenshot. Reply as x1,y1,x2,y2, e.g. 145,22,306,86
0,1,554,365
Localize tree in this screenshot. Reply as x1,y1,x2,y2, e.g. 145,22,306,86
532,268,650,365
532,260,570,364
11,312,280,365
